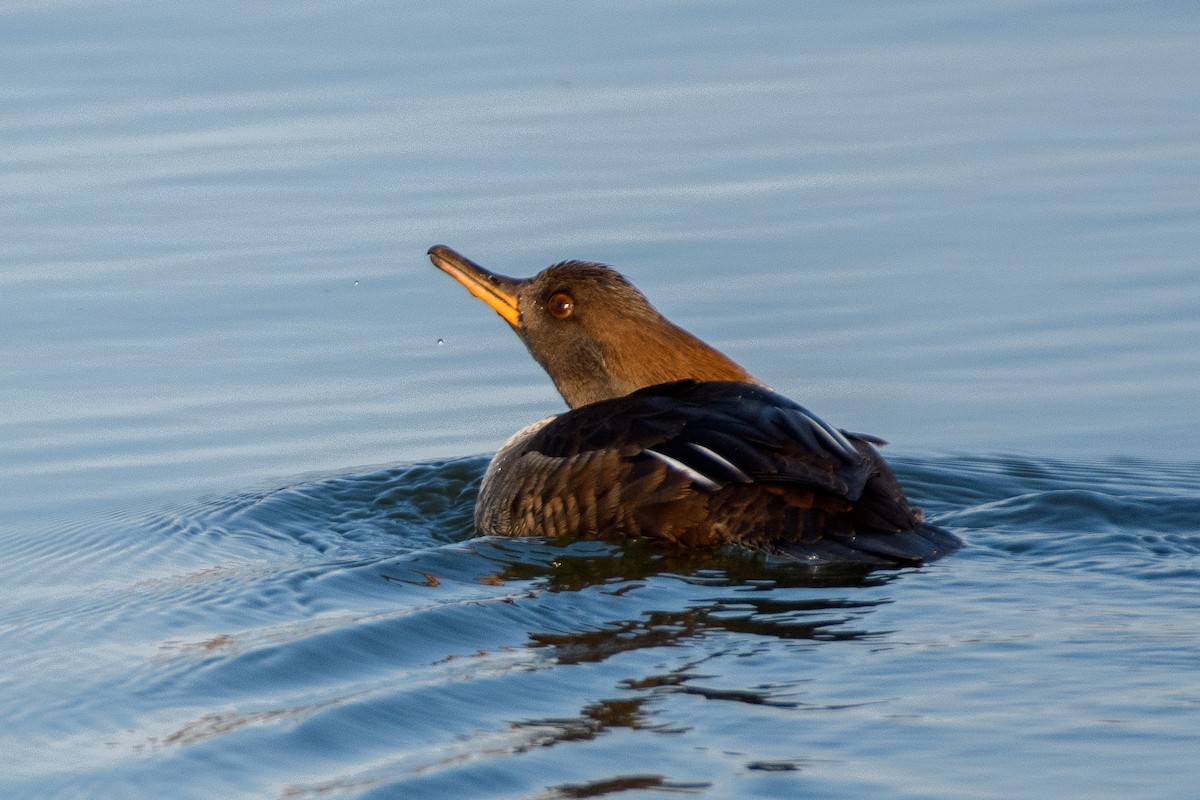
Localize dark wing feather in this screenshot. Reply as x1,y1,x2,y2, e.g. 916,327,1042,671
527,380,870,498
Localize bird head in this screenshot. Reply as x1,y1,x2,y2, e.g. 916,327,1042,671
429,245,756,408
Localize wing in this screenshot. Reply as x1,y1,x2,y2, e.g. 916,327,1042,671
528,380,874,499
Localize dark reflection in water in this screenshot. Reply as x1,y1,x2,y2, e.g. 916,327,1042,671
498,540,891,661
537,774,711,799
485,536,895,593
529,597,881,667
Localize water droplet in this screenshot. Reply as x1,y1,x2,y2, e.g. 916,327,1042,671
436,338,445,346
353,280,360,286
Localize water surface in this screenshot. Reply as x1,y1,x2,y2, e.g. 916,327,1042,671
4,455,1198,798
1,2,1198,798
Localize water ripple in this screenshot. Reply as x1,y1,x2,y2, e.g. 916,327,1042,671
894,456,1200,581
4,452,1199,798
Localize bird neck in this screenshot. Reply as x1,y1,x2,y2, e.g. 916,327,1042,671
551,318,758,409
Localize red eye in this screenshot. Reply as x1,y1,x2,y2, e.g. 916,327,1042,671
548,292,574,319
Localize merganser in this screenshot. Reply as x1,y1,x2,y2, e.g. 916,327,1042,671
429,245,960,565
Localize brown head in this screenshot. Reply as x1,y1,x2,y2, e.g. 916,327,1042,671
428,245,757,408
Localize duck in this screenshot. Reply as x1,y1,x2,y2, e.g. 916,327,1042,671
428,244,961,565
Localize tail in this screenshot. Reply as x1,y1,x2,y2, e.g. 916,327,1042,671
778,522,963,566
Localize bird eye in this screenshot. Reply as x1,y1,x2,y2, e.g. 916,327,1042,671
548,292,574,319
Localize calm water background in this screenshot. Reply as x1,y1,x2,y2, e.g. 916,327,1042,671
2,2,1198,798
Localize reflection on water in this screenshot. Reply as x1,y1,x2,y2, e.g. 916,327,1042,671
483,536,894,593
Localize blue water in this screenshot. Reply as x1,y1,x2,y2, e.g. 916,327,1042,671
2,2,1199,798
4,456,1198,798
